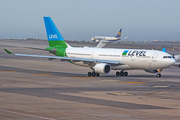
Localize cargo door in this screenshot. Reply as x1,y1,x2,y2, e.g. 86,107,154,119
152,53,158,62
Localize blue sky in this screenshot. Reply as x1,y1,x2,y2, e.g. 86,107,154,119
0,0,180,41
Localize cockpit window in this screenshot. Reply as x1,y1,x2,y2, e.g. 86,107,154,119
163,56,172,58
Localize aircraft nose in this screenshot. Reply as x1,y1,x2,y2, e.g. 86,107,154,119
168,58,176,66
161,58,175,68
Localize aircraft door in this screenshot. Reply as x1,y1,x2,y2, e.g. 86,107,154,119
130,55,135,61
91,52,94,59
152,53,158,62
91,52,99,59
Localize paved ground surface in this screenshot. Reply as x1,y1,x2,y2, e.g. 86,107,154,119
0,39,180,120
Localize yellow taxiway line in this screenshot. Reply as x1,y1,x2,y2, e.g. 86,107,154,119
33,73,52,75
140,97,160,100
101,80,118,81
108,92,133,96
152,86,169,88
0,71,16,72
120,81,146,84
147,87,180,95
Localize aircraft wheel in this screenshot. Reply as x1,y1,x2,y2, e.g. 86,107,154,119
116,71,120,76
92,72,96,77
88,72,92,77
124,72,128,76
120,71,124,76
96,73,100,77
156,73,161,78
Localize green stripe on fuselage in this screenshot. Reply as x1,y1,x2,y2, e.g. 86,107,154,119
56,47,67,57
48,40,67,48
47,41,67,57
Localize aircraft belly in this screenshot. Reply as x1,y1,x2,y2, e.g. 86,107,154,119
111,64,132,70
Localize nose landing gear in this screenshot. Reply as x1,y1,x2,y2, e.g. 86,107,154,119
156,73,161,77
156,69,162,78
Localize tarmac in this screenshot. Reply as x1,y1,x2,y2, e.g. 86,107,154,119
0,39,180,120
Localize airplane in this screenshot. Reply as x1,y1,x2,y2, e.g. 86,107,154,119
4,17,175,77
173,54,180,67
91,29,122,42
162,47,180,67
95,35,128,48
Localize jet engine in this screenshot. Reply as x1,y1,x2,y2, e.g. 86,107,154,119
93,63,111,74
144,70,158,73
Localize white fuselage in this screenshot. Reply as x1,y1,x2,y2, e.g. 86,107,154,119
66,47,175,70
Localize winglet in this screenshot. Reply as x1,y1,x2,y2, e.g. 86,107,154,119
4,49,13,54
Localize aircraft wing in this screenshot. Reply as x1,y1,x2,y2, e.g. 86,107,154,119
96,40,109,48
4,49,125,65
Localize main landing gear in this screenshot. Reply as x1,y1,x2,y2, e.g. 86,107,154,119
116,70,128,77
87,71,100,77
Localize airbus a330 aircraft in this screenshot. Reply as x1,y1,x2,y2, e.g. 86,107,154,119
4,17,175,77
91,29,122,42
